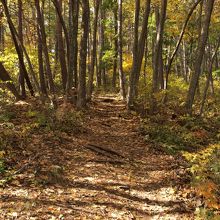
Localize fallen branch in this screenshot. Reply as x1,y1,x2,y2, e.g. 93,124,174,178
12,153,40,176
85,144,125,159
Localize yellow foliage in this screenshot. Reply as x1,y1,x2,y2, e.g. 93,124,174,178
0,151,5,159
123,54,133,73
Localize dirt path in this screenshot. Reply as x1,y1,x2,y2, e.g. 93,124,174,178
0,94,194,219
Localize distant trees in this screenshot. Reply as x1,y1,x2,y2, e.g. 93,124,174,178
0,0,218,115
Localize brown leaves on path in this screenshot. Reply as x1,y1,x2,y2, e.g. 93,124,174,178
0,94,195,219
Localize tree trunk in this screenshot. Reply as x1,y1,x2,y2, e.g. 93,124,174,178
18,0,26,98
35,0,55,94
55,0,68,91
112,6,118,89
98,2,106,89
127,0,151,107
165,0,202,89
87,0,100,99
185,0,214,115
37,22,47,96
68,0,79,90
151,0,167,112
200,35,220,115
0,9,4,52
0,62,21,100
1,0,35,96
77,0,89,109
152,0,167,93
118,0,126,100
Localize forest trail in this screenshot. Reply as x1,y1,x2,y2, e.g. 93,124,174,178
0,94,195,219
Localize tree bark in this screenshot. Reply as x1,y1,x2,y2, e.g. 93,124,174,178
112,6,118,89
185,0,214,115
200,35,220,115
37,22,47,96
0,62,21,100
77,0,89,109
87,0,100,99
118,0,126,100
68,0,79,90
55,0,68,91
165,0,203,89
35,0,55,94
127,0,151,107
152,0,167,93
1,0,35,97
18,0,26,98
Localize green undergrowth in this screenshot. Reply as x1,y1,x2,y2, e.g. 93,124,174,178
184,144,220,219
140,114,220,154
140,111,220,219
137,74,220,219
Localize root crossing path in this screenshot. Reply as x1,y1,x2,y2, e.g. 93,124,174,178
0,94,195,219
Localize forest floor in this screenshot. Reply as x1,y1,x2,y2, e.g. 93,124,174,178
0,94,197,219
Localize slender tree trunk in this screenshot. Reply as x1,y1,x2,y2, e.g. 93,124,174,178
118,0,126,99
37,23,47,96
77,0,89,108
98,2,106,89
200,35,220,115
0,10,4,52
182,41,188,82
127,0,140,107
68,0,79,90
0,62,21,100
1,0,35,96
127,0,151,107
112,6,118,89
186,0,214,115
151,0,167,112
18,0,26,98
165,0,202,89
56,0,68,91
35,0,55,94
152,0,167,93
87,0,100,99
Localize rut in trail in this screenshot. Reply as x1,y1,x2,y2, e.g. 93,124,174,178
0,94,195,220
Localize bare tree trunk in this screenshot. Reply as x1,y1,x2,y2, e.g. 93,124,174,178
165,0,202,89
112,6,118,89
0,62,21,100
127,0,140,108
87,0,100,99
0,9,4,52
77,0,89,109
151,0,167,112
37,22,47,96
35,0,55,94
68,0,79,90
98,2,106,89
1,0,35,97
55,0,68,91
186,0,214,115
200,35,220,115
18,0,26,98
127,0,151,107
118,0,126,100
152,0,167,92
